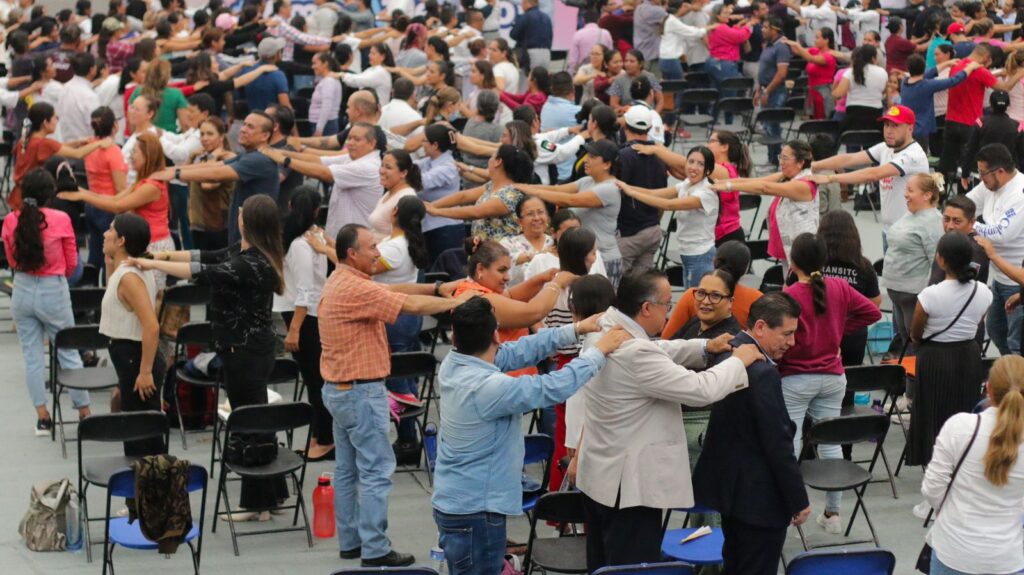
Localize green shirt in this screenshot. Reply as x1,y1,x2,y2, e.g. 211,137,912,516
129,87,188,133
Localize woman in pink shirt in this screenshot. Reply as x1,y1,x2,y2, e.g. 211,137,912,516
781,233,881,535
784,29,838,119
83,106,129,282
2,169,92,435
706,3,752,120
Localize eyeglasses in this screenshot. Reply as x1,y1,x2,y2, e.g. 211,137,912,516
778,154,796,163
694,289,731,304
979,167,1001,178
645,298,674,310
520,210,547,219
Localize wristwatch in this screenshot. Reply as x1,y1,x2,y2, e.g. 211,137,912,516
284,156,292,168
174,167,181,180
433,280,443,297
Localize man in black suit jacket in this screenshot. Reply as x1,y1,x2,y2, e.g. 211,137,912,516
693,292,811,575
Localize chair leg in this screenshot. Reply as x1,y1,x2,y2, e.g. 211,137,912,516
296,478,313,548
219,471,241,556
174,381,189,450
872,441,899,499
188,541,199,575
82,494,93,563
795,522,809,552
844,487,864,537
212,464,226,534
855,486,881,547
56,385,68,459
661,509,672,532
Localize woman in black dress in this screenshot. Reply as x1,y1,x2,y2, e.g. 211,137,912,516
129,194,288,521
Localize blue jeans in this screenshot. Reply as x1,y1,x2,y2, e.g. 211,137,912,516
988,281,1023,355
781,373,846,513
11,274,88,409
763,87,789,168
660,57,684,127
322,381,396,559
169,182,191,250
385,313,423,443
84,205,114,273
930,554,973,575
320,118,340,137
706,57,740,122
681,247,715,290
433,510,507,575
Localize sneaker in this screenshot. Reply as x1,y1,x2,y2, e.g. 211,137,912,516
362,550,415,568
913,500,932,520
388,391,422,408
222,511,271,522
339,547,361,560
896,394,912,413
816,513,843,535
35,419,53,437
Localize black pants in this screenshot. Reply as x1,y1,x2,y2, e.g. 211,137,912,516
109,339,168,457
581,491,662,573
715,227,746,247
222,346,289,510
720,516,787,575
281,312,332,445
939,120,975,179
191,229,229,252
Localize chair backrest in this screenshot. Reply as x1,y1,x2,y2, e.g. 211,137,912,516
225,402,313,435
872,258,883,276
786,96,806,112
754,107,795,124
716,97,754,115
79,411,169,444
798,120,841,138
176,322,213,347
719,77,754,93
54,324,109,351
162,283,211,308
267,358,301,385
524,433,554,467
423,271,450,284
389,351,438,380
839,130,883,148
108,463,208,499
746,239,770,263
804,414,889,446
329,568,440,575
660,79,687,94
844,364,906,396
786,548,896,575
594,562,695,575
666,265,684,288
682,72,711,87
69,287,105,314
759,264,784,293
534,491,587,524
739,194,761,211
679,88,719,106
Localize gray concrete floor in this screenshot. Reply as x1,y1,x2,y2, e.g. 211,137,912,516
0,196,947,574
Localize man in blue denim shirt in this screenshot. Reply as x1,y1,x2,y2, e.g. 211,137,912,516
431,297,630,575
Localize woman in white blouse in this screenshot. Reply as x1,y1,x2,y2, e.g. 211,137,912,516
500,195,552,286
922,355,1024,575
274,187,333,461
617,146,720,289
368,149,420,240
833,44,887,134
338,43,395,105
488,38,520,93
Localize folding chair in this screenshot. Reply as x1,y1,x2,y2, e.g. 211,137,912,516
841,364,907,498
50,325,118,458
330,569,439,575
709,97,754,139
522,434,555,515
796,120,841,145
683,71,711,88
78,411,169,563
523,491,588,575
718,76,754,96
666,265,685,290
759,264,785,292
749,108,795,148
168,322,221,458
656,217,678,271
739,194,762,239
677,89,719,146
70,286,106,323
785,547,895,574
745,239,773,274
388,351,438,486
795,414,889,551
213,402,314,556
158,282,211,325
102,463,208,575
661,511,725,567
594,562,695,575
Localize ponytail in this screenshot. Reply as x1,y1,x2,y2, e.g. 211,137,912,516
790,233,829,315
809,271,827,315
396,195,430,270
852,45,877,86
13,169,57,273
22,102,55,154
984,356,1024,486
714,131,751,178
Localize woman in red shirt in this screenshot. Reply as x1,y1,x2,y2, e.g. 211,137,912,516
593,48,624,105
58,133,173,288
884,17,926,73
11,102,112,209
500,67,550,116
785,30,838,119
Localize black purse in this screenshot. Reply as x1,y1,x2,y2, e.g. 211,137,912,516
915,414,981,573
223,435,279,467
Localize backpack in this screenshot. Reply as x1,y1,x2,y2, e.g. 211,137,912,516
18,478,75,552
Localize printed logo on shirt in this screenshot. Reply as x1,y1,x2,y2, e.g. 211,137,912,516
540,140,557,152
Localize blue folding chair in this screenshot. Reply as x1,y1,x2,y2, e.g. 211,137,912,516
865,321,894,363
102,463,208,575
522,433,554,514
785,548,895,574
594,561,695,575
661,523,724,566
330,569,439,575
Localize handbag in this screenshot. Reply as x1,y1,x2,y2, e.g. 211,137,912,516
223,435,278,467
915,414,982,573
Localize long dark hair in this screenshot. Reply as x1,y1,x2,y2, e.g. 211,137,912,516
241,195,285,295
22,102,55,153
495,144,534,184
118,57,143,95
790,233,828,314
13,169,57,273
818,210,872,275
372,43,396,67
282,186,322,249
569,274,615,319
714,130,751,177
385,150,423,191
558,227,596,276
937,231,978,283
395,195,430,270
852,45,877,86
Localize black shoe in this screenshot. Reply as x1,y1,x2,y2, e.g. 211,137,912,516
339,547,361,560
362,550,415,568
35,418,53,437
393,441,420,466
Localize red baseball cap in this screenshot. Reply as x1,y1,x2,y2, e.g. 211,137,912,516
879,105,916,126
947,22,966,35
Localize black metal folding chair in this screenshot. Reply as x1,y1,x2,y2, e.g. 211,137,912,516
50,325,118,458
523,491,588,575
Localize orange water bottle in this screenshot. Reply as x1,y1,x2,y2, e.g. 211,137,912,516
313,473,335,538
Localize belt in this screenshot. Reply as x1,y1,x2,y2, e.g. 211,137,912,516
327,379,381,390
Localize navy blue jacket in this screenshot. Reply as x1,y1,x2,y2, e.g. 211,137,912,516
510,6,553,50
692,332,809,528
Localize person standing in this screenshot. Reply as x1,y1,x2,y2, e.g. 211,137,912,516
929,195,989,286
55,52,99,143
966,144,1024,355
575,269,761,571
509,0,553,79
633,0,668,72
694,292,811,575
432,298,629,575
615,107,666,273
317,223,476,567
416,124,463,265
756,17,791,169
567,9,612,75
82,107,128,281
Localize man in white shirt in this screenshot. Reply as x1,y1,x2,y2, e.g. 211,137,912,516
967,143,1024,355
55,52,100,143
379,78,423,135
808,105,929,250
309,0,341,38
681,0,712,70
798,0,840,46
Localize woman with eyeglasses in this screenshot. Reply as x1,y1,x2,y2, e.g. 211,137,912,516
617,146,719,289
525,210,608,279
501,196,552,287
664,240,762,338
676,269,742,340
711,140,819,268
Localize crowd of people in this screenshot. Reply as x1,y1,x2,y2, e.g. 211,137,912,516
2,0,1024,573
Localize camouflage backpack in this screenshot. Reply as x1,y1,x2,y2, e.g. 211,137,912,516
18,478,74,552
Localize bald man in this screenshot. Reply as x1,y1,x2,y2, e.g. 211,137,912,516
288,90,386,155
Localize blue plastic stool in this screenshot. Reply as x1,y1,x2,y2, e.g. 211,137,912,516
661,527,724,565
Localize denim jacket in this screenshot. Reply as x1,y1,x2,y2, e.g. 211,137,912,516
431,324,606,517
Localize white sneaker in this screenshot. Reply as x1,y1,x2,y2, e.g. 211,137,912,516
816,513,843,535
896,395,912,413
223,511,271,522
913,500,932,520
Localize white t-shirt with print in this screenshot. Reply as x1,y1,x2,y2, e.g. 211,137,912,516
376,235,418,284
866,140,930,231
